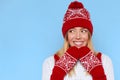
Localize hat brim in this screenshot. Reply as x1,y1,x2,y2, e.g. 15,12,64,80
62,18,93,37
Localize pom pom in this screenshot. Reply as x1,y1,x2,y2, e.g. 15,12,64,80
68,1,84,9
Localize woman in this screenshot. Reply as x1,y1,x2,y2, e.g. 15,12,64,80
42,1,114,80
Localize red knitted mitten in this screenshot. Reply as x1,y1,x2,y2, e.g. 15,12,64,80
79,46,107,80
50,46,79,80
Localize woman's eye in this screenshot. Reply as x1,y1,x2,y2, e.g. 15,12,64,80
81,29,88,33
69,29,75,33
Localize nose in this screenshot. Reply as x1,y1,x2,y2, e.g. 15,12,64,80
76,31,81,40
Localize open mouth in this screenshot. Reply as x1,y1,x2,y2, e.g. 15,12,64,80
73,41,84,48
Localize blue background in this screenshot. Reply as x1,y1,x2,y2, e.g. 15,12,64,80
0,0,120,80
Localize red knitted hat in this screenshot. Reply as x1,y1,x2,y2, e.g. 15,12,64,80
62,1,93,37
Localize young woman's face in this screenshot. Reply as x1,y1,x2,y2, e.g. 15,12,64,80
67,27,89,48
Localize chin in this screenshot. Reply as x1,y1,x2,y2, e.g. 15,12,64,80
76,46,82,48
75,44,86,48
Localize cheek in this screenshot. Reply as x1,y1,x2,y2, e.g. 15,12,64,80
68,33,74,40
84,35,89,40
67,34,75,45
82,34,89,42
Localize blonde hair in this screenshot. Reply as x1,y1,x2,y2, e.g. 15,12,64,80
56,32,96,76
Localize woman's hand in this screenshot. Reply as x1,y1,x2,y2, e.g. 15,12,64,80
50,46,79,80
79,46,107,80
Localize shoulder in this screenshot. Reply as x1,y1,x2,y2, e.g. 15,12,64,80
42,55,55,74
42,55,55,80
96,52,113,67
101,53,113,64
100,53,114,70
96,52,112,63
43,55,55,66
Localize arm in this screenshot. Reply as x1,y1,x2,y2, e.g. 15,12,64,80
42,56,55,80
102,54,114,80
79,46,107,80
50,46,79,80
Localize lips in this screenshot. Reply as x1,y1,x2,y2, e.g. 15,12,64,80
73,41,84,48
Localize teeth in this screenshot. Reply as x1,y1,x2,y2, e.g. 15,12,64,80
74,41,83,45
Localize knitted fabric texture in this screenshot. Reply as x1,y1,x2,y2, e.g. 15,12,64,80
62,1,93,37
